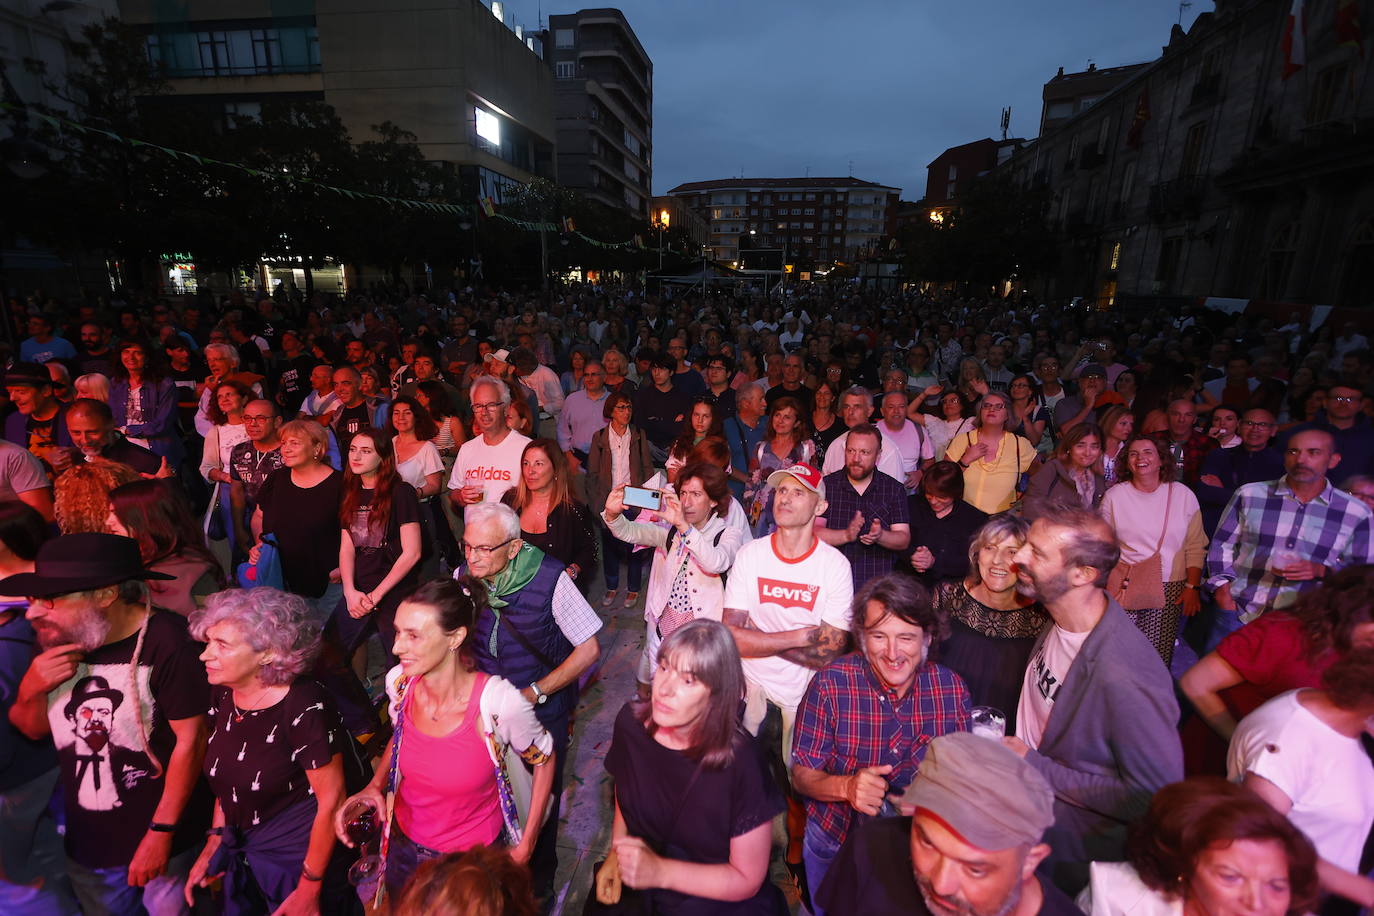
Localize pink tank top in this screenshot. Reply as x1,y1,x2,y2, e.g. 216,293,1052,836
394,673,505,852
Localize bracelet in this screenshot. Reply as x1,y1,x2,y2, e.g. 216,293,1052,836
207,826,224,837
149,822,177,833
1182,583,1199,590
300,865,324,882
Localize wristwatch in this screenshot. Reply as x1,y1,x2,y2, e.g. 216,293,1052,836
529,682,548,705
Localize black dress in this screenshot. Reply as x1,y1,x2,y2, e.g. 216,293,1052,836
504,497,600,596
603,704,788,915
933,582,1048,733
901,497,988,587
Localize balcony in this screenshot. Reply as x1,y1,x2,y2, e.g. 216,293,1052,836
1079,147,1107,170
1147,175,1208,220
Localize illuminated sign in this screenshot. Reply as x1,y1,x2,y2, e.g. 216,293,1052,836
475,108,501,146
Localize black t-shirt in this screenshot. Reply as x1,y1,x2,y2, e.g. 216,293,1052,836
47,611,210,868
205,679,343,831
94,436,163,476
335,402,371,454
345,481,422,593
259,467,344,598
228,440,285,506
24,412,58,459
605,703,787,915
274,355,316,413
765,383,814,413
817,815,1085,916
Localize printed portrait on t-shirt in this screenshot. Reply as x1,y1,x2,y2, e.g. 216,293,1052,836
50,670,160,814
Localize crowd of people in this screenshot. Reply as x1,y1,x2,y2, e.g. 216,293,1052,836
0,281,1371,916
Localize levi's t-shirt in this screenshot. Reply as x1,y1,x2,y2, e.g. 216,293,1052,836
723,534,854,709
446,430,531,515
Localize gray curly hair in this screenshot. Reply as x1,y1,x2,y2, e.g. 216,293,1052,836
189,588,321,686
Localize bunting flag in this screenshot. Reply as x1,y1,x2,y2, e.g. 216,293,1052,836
1126,87,1151,148
1336,0,1364,56
1,99,699,257
1282,0,1306,79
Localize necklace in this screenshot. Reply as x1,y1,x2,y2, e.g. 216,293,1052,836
232,684,277,722
421,676,472,722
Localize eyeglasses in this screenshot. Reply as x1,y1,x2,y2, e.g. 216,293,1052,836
461,538,513,558
472,401,504,412
1329,395,1360,404
242,414,275,423
1239,420,1276,428
29,590,85,607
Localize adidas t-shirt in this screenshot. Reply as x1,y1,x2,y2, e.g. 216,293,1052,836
723,534,854,709
446,430,531,515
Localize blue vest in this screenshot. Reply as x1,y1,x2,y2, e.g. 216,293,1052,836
471,554,576,736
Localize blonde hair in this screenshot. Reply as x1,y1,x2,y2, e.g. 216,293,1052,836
74,373,111,403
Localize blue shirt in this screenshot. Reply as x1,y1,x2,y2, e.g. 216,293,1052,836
19,336,76,364
0,606,56,791
724,415,767,500
557,388,609,453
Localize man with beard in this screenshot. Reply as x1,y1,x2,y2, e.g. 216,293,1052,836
816,424,910,591
5,532,210,915
815,732,1080,916
1003,507,1181,893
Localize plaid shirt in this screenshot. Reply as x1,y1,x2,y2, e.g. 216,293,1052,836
1159,431,1215,486
822,470,910,590
1207,477,1374,622
792,653,970,848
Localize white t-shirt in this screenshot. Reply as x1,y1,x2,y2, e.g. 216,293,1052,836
447,430,531,513
1016,624,1090,750
822,431,906,481
722,534,854,709
396,440,444,492
879,420,934,489
1227,690,1374,871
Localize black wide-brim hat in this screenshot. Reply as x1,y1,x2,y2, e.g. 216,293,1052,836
0,533,175,598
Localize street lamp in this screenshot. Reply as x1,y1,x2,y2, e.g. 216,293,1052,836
654,208,670,272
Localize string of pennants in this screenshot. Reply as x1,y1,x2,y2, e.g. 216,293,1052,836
3,101,690,256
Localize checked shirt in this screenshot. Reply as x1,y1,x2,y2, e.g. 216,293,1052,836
792,654,970,848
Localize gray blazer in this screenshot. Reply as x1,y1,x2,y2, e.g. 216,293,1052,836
1024,599,1182,894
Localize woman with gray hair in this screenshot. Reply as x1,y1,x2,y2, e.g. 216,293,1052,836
185,587,354,915
934,515,1048,732
944,389,1037,514
194,342,265,437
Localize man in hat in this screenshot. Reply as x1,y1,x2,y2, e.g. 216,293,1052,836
3,361,73,470
816,732,1081,916
5,532,210,915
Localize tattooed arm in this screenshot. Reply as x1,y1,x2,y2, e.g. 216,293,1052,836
778,621,850,670
722,608,814,659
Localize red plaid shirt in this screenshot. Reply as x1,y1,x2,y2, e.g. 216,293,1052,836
791,653,970,847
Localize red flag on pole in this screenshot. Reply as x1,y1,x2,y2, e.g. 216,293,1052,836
1335,0,1364,56
1282,0,1306,79
1126,87,1151,148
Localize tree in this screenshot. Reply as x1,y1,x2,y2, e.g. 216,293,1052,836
900,173,1059,293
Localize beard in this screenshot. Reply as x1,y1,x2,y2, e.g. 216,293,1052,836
1015,567,1073,604
34,606,110,652
916,871,1022,916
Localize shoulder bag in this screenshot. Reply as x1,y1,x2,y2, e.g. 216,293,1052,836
1105,483,1173,610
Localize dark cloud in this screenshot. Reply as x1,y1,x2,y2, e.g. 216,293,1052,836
503,0,1205,198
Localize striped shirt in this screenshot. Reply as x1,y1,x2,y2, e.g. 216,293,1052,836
1207,477,1374,622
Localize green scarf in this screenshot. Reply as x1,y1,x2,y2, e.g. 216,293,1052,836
483,542,545,609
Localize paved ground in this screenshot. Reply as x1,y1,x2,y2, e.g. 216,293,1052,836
545,587,805,915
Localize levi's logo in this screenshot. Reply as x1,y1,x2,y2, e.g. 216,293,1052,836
758,578,818,611
465,466,513,482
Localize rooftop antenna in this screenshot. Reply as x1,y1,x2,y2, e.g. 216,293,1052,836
1177,0,1192,24
805,165,810,178
1000,106,1011,140
848,159,854,176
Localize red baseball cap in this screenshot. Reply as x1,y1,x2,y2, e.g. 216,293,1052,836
766,462,824,495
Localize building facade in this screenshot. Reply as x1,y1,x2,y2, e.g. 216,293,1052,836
918,137,1026,220
120,0,557,204
539,8,652,219
1002,0,1374,310
664,177,900,266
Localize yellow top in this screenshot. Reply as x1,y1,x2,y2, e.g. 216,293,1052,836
944,429,1037,514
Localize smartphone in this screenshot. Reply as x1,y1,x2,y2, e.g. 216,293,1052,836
623,486,662,512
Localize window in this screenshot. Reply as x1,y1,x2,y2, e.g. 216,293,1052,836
1046,100,1074,120
1096,117,1112,154
555,28,575,48
804,222,814,229
1261,222,1300,298
1180,122,1207,176
1307,65,1349,124
1109,240,1122,271
803,208,815,215
805,193,816,201
778,193,790,202
1119,160,1137,204
555,61,576,79
1155,236,1184,292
